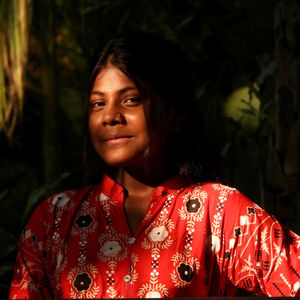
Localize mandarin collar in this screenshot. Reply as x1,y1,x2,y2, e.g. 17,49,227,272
95,173,191,204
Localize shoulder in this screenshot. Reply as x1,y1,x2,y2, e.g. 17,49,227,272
179,181,259,216
180,181,241,202
47,185,94,209
199,182,239,195
26,185,95,230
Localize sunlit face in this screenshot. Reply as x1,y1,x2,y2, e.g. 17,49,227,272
88,64,169,168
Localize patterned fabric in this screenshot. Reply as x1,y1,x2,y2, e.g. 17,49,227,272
9,175,300,298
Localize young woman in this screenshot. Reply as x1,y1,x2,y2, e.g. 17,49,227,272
9,32,300,298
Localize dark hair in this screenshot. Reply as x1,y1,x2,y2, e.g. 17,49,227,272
83,32,220,185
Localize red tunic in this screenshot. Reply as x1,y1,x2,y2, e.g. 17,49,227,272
9,175,300,298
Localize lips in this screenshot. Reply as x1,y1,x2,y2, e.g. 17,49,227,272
102,134,134,143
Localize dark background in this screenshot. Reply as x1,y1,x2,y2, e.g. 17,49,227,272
1,0,300,297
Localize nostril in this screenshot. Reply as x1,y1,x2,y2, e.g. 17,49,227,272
111,120,120,126
103,119,121,126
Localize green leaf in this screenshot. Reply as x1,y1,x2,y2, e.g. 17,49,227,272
239,108,256,116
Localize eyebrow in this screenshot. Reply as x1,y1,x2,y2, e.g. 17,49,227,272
90,86,137,96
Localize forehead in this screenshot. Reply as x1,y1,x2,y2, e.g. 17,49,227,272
90,64,169,117
91,64,136,94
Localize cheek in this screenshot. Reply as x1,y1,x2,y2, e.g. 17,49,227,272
88,112,100,132
129,114,148,134
125,108,149,138
88,114,101,148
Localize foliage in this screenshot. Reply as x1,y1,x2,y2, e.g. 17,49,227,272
0,0,30,140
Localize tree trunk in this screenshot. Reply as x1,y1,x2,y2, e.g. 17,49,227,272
40,0,62,182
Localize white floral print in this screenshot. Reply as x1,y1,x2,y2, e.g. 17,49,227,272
240,215,249,226
211,235,220,253
148,226,168,242
145,291,162,298
52,193,69,207
100,240,122,257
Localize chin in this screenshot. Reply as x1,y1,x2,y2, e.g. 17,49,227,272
101,149,148,168
103,156,145,169
105,161,127,168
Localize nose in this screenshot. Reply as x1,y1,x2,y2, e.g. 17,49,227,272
102,103,125,126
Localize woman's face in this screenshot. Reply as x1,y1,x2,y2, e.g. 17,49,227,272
89,64,170,168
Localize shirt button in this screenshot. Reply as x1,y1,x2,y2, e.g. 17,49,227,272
124,275,131,282
128,237,136,244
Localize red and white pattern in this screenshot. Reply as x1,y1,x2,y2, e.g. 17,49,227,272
9,175,300,298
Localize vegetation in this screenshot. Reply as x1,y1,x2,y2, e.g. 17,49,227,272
0,0,29,139
1,0,299,297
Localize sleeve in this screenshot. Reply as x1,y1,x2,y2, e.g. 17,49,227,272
9,201,54,299
222,191,300,297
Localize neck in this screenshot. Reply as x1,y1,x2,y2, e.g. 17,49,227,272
112,152,171,235
114,153,170,196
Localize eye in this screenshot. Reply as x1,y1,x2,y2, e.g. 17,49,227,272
124,97,141,106
90,100,105,110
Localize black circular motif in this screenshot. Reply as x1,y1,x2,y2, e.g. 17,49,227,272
107,277,115,286
247,207,256,215
185,198,201,213
160,191,168,198
163,200,172,207
217,203,224,211
32,234,37,243
75,215,93,228
185,234,193,242
234,227,242,237
73,273,92,291
151,260,159,268
177,263,194,283
225,250,231,260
